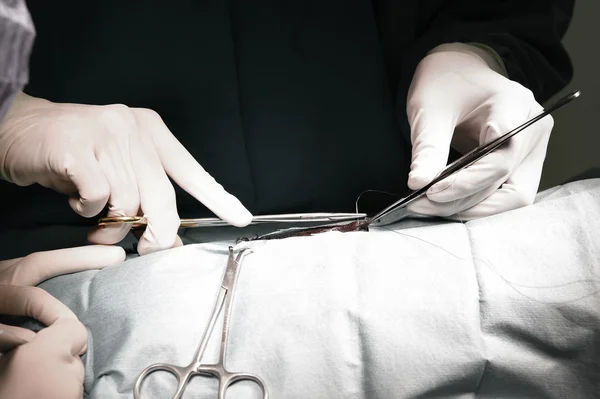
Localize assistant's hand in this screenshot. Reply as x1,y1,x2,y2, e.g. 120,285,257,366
0,245,125,399
0,93,253,254
405,43,553,220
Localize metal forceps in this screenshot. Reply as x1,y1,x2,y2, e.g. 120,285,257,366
243,90,582,240
133,247,268,399
368,90,581,227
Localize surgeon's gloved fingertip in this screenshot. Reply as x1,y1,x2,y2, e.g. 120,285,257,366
407,171,431,190
137,230,178,256
136,239,157,256
231,208,253,227
68,197,103,219
427,180,452,195
68,197,88,217
222,198,253,227
173,235,184,248
83,244,127,266
136,236,166,256
49,318,89,356
407,173,420,190
106,245,127,262
78,327,90,356
87,227,131,250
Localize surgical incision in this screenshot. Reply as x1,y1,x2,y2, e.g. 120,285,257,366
237,220,370,242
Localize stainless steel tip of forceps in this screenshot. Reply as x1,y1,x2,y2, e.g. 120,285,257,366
367,90,581,227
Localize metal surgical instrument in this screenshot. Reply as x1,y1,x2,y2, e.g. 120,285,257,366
240,89,581,240
97,90,580,238
98,212,367,229
367,89,582,227
133,247,268,399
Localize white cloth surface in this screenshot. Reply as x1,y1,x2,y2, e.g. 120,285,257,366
32,179,600,398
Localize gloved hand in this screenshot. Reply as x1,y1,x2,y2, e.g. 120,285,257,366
0,245,125,399
405,42,553,220
0,93,253,254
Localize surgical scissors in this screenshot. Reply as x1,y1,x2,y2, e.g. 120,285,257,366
98,212,367,229
133,247,268,399
101,90,581,237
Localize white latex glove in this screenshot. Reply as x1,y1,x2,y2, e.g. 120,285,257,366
0,93,253,254
0,245,125,399
405,42,553,220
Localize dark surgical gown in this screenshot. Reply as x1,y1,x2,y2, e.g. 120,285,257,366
0,0,574,245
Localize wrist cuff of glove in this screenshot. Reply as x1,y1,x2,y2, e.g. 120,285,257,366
427,42,508,77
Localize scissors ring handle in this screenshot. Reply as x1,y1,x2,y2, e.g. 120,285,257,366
220,371,269,399
133,363,189,399
98,216,146,227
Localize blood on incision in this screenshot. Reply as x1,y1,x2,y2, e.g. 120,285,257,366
239,219,370,242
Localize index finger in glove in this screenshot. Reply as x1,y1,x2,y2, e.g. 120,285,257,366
127,110,182,255
0,246,125,286
142,110,253,227
31,318,88,357
0,285,77,325
406,104,459,191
